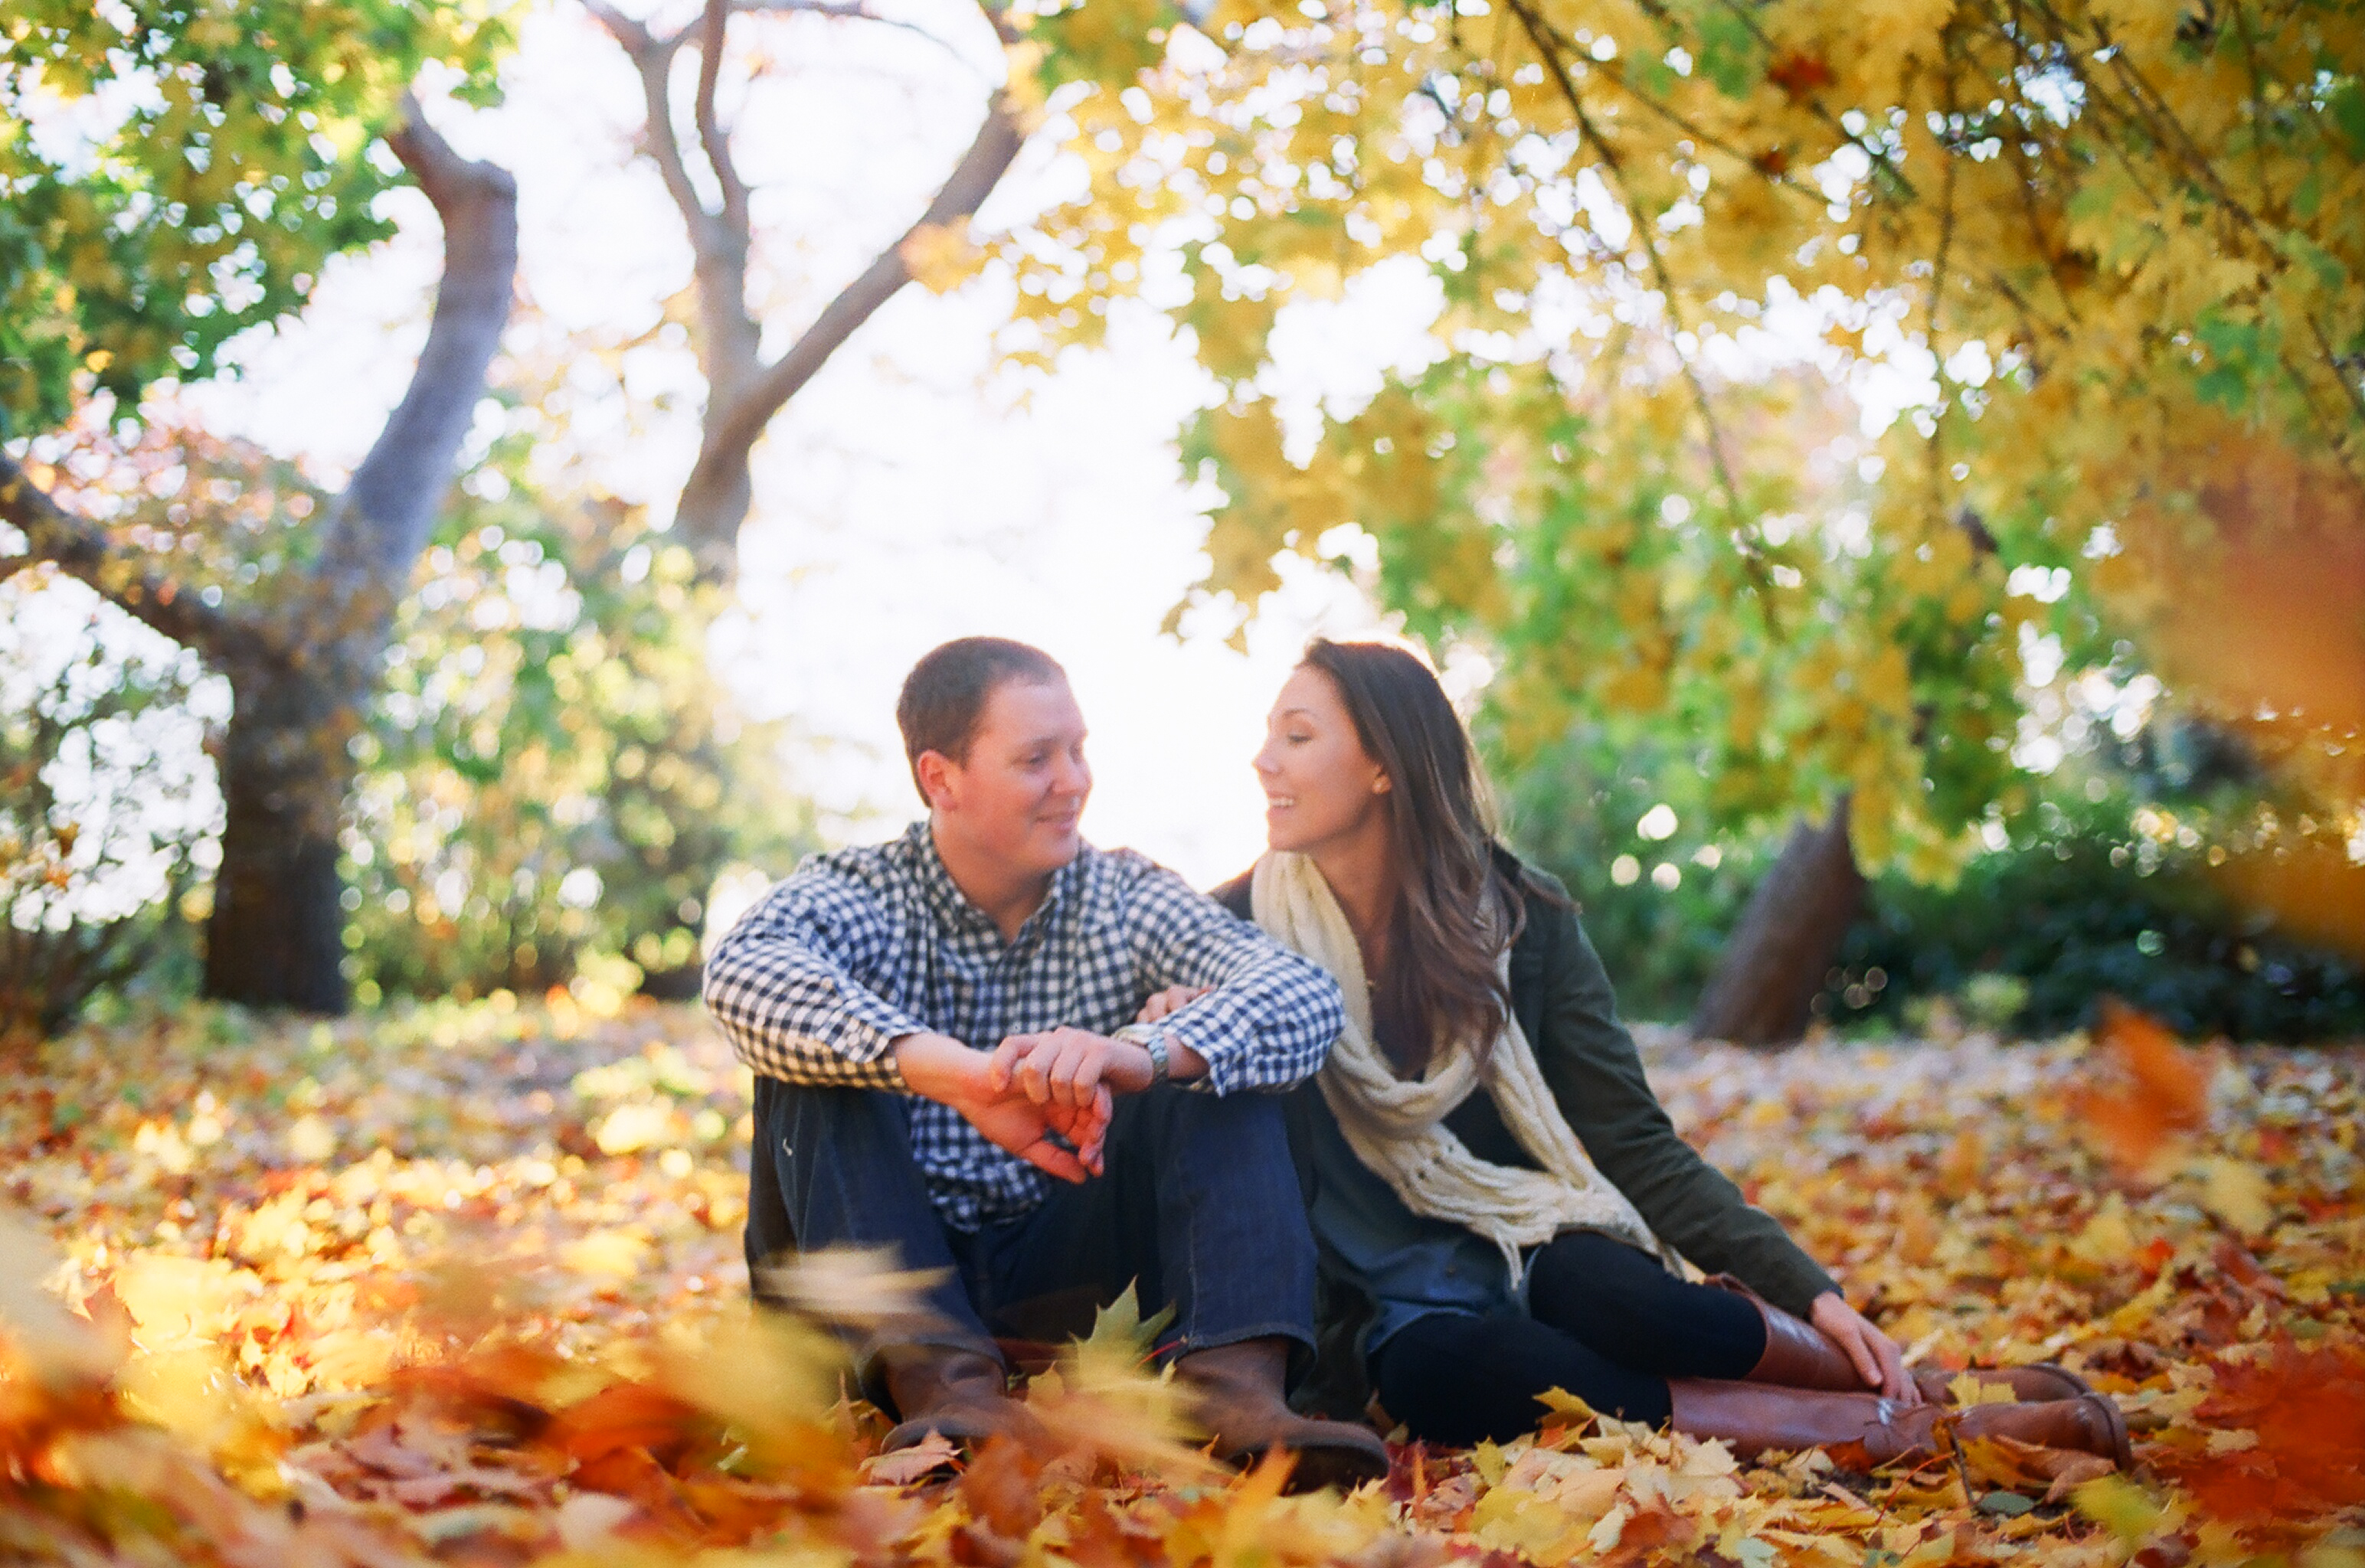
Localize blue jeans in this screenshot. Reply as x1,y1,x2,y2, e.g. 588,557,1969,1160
745,1078,1318,1381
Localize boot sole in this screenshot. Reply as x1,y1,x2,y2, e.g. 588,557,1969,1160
883,1406,1048,1461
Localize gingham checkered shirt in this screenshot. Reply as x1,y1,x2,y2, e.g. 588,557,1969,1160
702,823,1346,1230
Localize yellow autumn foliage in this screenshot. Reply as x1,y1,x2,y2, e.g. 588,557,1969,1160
993,0,2365,884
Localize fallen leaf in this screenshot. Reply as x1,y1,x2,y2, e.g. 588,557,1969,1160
865,1432,960,1485
2077,1002,2210,1171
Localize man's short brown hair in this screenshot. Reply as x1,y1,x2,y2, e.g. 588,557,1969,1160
896,637,1068,798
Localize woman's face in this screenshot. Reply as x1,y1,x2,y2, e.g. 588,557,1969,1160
1253,665,1391,855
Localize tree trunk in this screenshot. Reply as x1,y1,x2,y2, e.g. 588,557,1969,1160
1688,793,1866,1047
202,662,362,1012
4,96,513,1018
672,448,755,586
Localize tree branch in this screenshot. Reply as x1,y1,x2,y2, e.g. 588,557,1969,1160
721,0,958,41
689,90,1025,482
584,0,975,236
587,2,720,245
1703,0,1919,203
309,94,518,630
694,0,751,232
0,453,262,660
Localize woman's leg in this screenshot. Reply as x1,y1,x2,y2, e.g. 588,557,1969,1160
1370,1310,1673,1447
1525,1231,1764,1380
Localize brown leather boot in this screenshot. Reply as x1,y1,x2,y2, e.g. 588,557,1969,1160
1172,1338,1391,1493
1667,1379,2132,1468
1914,1363,2094,1405
878,1344,1045,1454
1704,1275,1869,1393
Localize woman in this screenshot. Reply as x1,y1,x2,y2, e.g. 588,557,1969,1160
1157,639,2128,1465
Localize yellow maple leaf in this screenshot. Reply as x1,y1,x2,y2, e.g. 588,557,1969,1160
1947,1372,2020,1406
2196,1156,2272,1237
2067,1194,2140,1266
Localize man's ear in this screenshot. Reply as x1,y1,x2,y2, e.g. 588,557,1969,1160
915,750,959,812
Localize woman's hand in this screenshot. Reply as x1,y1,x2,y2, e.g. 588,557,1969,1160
1809,1292,1916,1402
1137,985,1210,1024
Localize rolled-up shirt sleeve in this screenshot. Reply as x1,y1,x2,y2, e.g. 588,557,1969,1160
702,869,930,1089
1122,866,1345,1095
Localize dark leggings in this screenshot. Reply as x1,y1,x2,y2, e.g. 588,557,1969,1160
1369,1231,1765,1446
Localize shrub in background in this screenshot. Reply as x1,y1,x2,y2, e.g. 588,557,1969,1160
0,455,815,1030
343,466,813,1006
0,577,222,1039
1501,724,2365,1040
1824,780,2365,1043
1497,728,1767,1022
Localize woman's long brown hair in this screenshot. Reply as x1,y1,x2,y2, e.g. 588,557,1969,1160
1300,639,1531,1076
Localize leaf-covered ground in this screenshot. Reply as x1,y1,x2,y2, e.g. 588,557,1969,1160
2,998,2360,1567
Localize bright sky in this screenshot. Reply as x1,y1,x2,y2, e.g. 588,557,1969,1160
178,0,1440,890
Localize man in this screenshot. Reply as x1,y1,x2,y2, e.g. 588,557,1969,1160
703,637,1388,1488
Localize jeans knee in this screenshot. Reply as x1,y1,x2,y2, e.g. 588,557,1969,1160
762,1081,908,1166
1175,1083,1290,1148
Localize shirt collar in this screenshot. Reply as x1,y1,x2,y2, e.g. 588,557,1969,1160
908,820,1086,940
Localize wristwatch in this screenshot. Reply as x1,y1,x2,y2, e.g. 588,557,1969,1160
1117,1023,1173,1085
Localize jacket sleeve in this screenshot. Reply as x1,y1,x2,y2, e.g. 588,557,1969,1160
1527,890,1841,1318
701,867,930,1089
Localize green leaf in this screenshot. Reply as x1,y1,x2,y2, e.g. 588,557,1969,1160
2274,230,2348,291
1078,1281,1176,1361
2292,168,2324,221
1695,6,1762,99
2327,82,2365,160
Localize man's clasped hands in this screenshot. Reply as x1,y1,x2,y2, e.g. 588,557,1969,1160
889,984,1211,1181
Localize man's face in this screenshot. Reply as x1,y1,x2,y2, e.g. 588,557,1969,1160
926,677,1091,878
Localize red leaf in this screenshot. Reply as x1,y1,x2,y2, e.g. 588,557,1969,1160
1766,51,1835,100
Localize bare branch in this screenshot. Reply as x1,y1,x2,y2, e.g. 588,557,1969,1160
1511,18,1821,206
309,95,518,627
741,0,972,54
694,0,751,230
0,453,261,659
588,1,719,243
971,0,1021,47
689,91,1025,481
587,0,969,79
580,0,652,51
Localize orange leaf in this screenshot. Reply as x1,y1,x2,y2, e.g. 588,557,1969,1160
2161,1341,2365,1527
1598,1492,1697,1568
2076,1002,2209,1171
547,1382,710,1468
569,1445,706,1536
960,1432,1048,1539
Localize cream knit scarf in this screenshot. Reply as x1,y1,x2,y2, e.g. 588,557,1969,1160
1251,851,1680,1288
